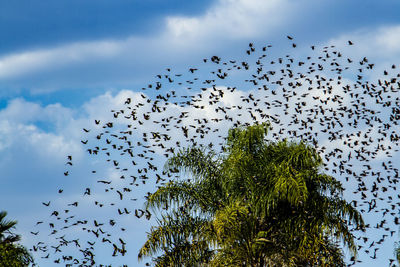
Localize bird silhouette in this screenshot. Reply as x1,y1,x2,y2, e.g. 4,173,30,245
33,38,400,266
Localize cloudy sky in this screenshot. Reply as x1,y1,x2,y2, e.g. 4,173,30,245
2,0,400,266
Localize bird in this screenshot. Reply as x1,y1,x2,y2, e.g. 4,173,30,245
35,37,400,266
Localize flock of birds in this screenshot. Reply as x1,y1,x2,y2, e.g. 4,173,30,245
30,37,400,266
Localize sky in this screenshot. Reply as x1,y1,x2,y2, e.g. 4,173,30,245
1,0,400,266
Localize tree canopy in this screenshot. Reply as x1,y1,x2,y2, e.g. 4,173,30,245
139,123,364,266
0,211,34,266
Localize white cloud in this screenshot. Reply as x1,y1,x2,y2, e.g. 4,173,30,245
0,0,296,83
0,114,80,166
0,98,73,126
328,24,400,60
165,0,290,41
375,25,400,53
0,40,122,79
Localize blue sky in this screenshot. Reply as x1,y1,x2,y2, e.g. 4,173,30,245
1,0,400,266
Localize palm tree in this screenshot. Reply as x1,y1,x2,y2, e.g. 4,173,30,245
0,211,33,266
139,123,364,266
0,211,21,245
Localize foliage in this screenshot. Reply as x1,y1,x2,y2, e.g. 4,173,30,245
139,123,364,266
0,211,34,266
0,243,33,267
395,242,400,265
